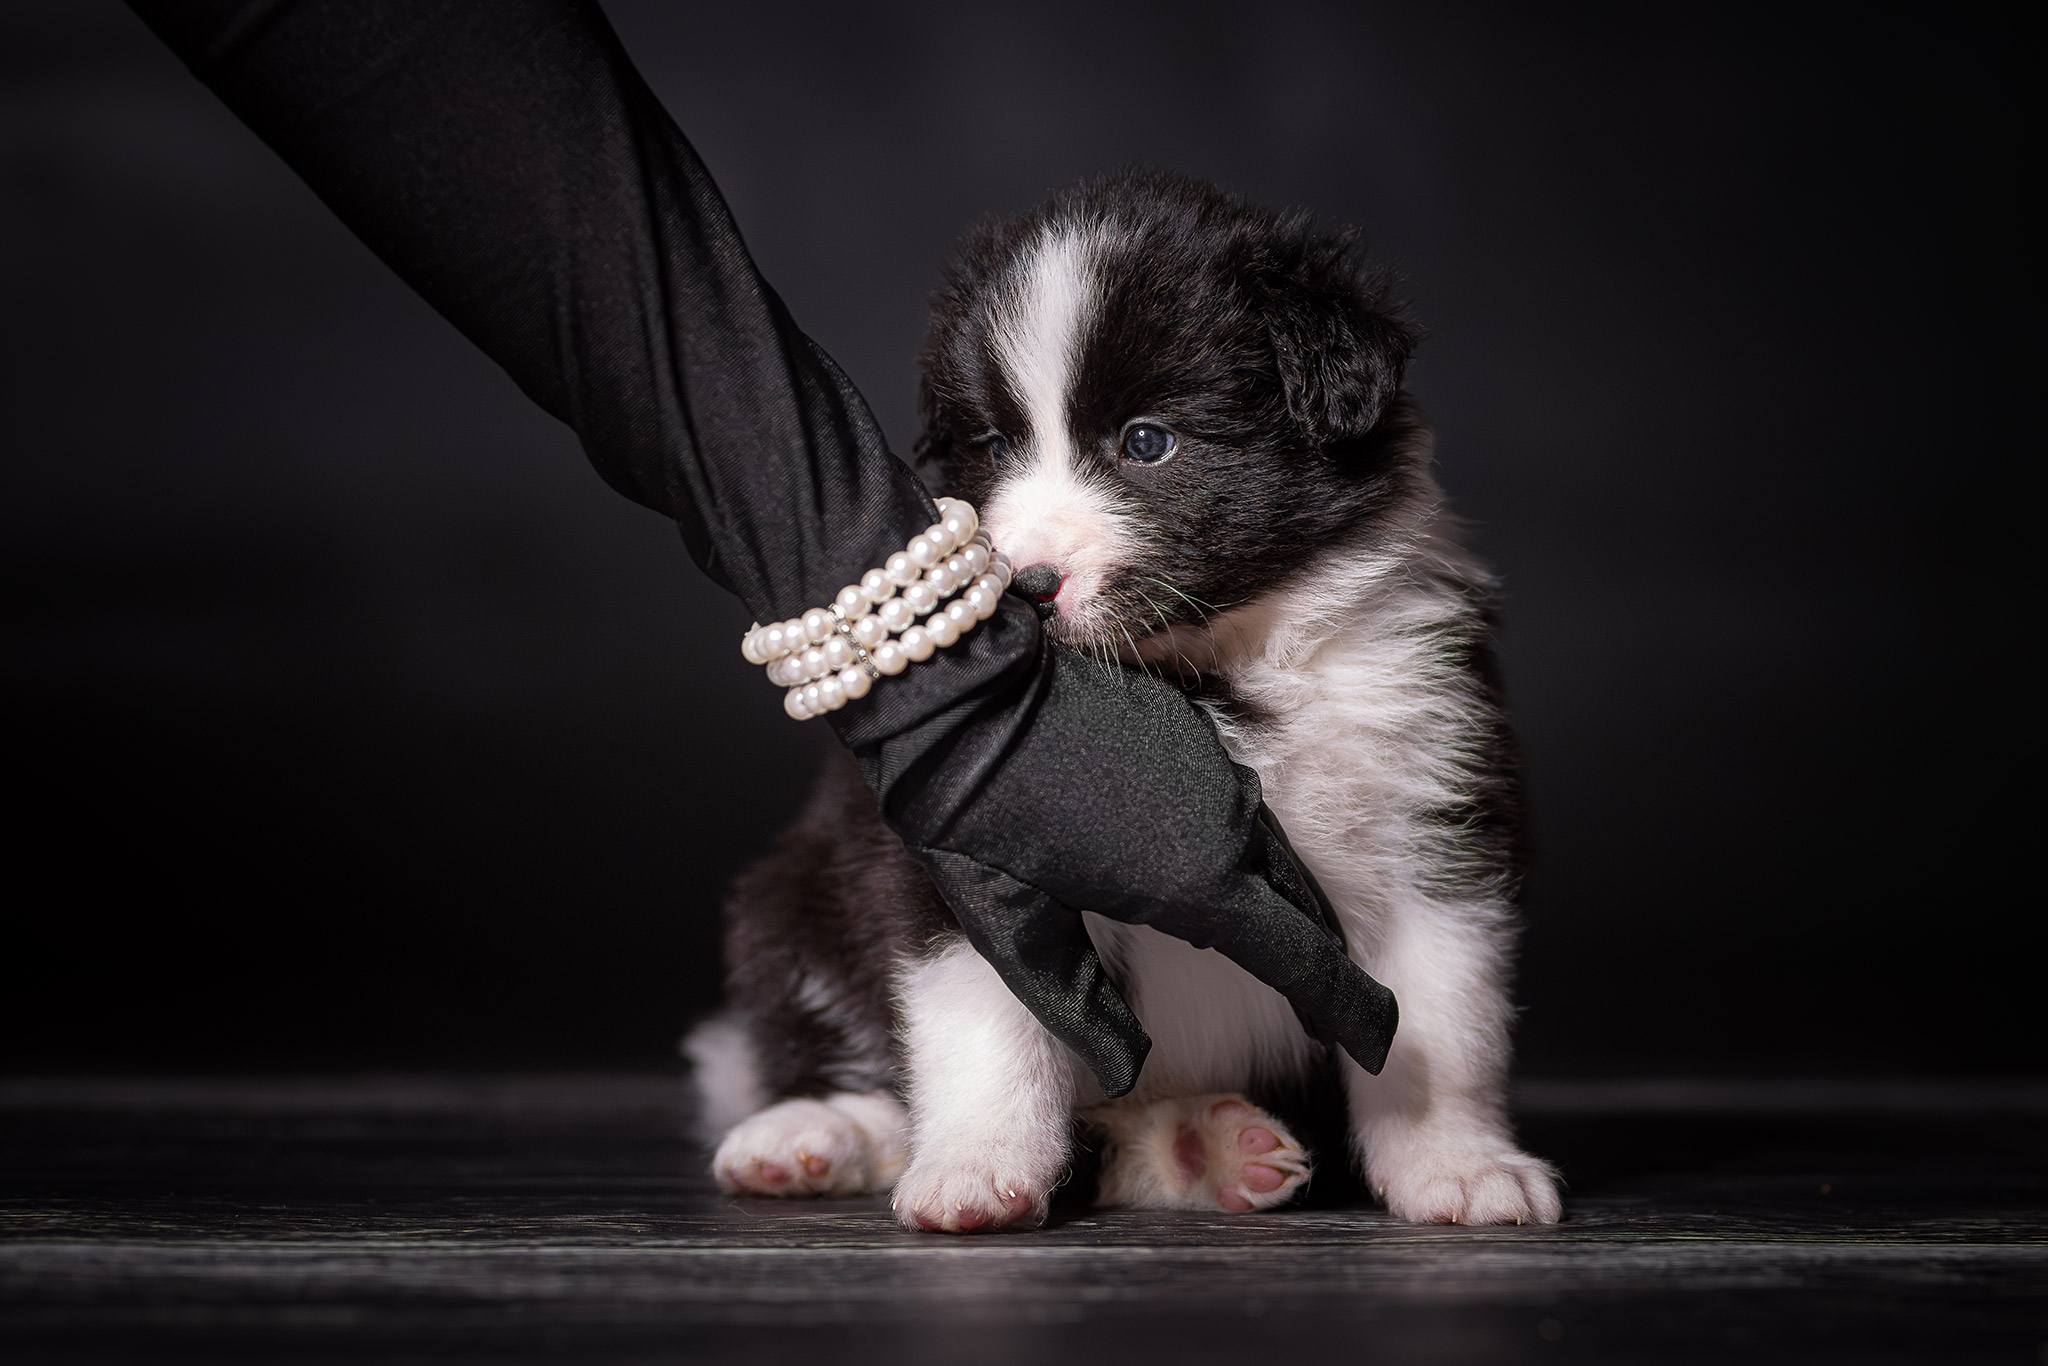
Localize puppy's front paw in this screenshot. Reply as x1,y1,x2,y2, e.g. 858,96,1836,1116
713,1095,904,1197
891,1152,1050,1233
1372,1142,1561,1225
1092,1093,1311,1213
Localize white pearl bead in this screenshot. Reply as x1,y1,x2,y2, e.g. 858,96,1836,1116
934,496,962,518
927,613,959,648
988,556,1013,590
884,551,919,586
925,521,953,552
853,614,888,647
966,585,996,619
900,625,934,662
838,666,872,700
944,598,974,629
878,597,915,632
800,646,828,680
802,682,825,713
961,544,990,575
784,687,810,720
783,618,808,650
873,640,908,675
975,573,1004,597
803,608,833,643
740,629,764,665
818,674,845,710
924,564,955,596
903,579,939,615
763,656,790,687
941,505,977,547
861,568,894,602
835,585,867,618
823,635,853,670
761,623,789,659
907,535,941,569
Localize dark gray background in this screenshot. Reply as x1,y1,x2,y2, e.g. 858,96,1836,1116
3,2,2033,1074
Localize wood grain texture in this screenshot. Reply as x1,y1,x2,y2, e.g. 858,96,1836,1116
3,1076,2043,1363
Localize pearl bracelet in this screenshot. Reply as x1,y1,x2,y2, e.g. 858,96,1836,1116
739,498,1014,720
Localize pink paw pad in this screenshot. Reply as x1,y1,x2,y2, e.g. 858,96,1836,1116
1183,1096,1310,1213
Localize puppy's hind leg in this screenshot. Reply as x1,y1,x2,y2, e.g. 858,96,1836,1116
1088,1093,1312,1212
685,1013,908,1197
891,937,1075,1233
711,1092,909,1197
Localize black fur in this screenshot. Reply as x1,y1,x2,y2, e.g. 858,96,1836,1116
718,757,950,1099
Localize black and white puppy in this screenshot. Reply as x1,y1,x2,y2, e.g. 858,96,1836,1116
686,169,1561,1231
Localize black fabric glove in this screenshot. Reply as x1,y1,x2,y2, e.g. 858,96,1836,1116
126,0,1397,1097
882,642,1396,1097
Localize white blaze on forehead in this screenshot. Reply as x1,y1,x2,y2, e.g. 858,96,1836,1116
981,224,1138,624
991,225,1095,471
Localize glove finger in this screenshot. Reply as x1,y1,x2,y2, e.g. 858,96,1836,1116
915,846,1152,1098
1151,870,1400,1076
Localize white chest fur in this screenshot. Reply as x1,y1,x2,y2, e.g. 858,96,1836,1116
1081,526,1502,1107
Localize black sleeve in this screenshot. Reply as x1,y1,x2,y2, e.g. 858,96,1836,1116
126,0,1402,1099
124,0,1035,746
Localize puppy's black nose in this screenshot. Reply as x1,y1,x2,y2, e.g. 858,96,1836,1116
1012,563,1064,602
1011,563,1064,620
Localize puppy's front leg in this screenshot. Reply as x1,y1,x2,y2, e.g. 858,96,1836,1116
1344,907,1562,1225
892,937,1075,1232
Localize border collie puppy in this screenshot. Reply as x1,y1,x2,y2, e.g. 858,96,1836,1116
686,169,1561,1231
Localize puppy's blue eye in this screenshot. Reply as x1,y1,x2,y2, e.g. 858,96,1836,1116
1120,422,1176,464
989,436,1012,464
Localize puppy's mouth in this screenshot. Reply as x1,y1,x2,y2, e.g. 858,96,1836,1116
1022,568,1230,677
997,554,1222,666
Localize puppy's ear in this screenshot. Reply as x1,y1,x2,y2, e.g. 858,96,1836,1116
1263,236,1419,448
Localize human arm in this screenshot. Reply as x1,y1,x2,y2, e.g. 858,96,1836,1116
125,0,1396,1095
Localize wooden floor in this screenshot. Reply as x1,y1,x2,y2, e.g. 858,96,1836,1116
2,1075,2043,1363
